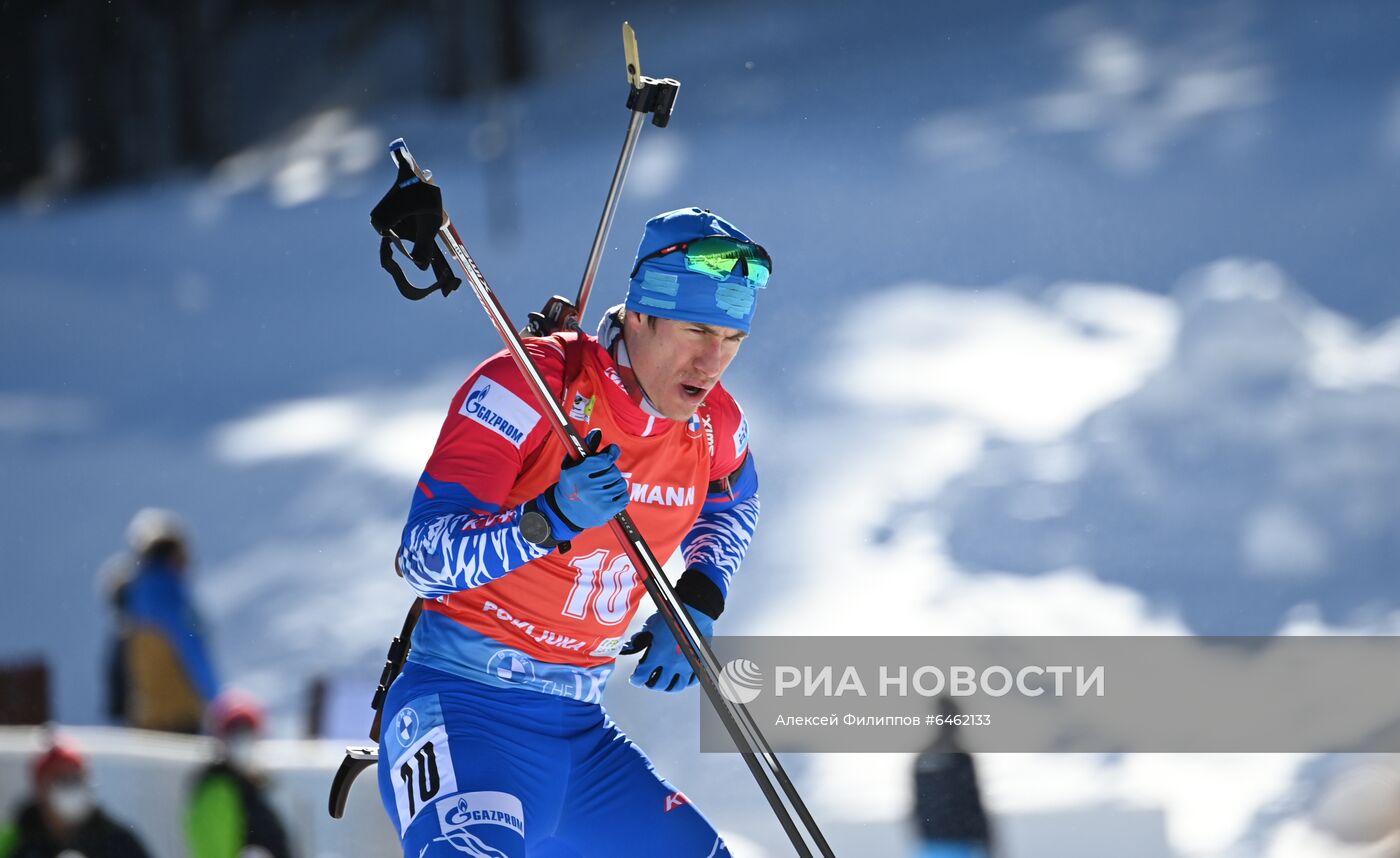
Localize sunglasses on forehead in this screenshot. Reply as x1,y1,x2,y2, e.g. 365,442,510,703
630,236,772,288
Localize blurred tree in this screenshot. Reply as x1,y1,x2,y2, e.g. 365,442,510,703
0,0,536,197
0,0,44,194
67,3,130,189
162,0,220,165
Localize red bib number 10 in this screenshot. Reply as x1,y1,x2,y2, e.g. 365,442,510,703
562,549,639,626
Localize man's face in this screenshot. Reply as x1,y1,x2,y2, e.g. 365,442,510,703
39,771,92,828
623,313,747,420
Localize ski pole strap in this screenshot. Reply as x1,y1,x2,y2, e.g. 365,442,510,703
377,236,461,301
370,150,462,301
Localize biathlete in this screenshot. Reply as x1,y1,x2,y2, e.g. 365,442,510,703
378,207,770,857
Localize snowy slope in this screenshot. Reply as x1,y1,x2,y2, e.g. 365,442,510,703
3,1,1400,855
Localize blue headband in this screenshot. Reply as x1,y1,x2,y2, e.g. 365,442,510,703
624,208,767,333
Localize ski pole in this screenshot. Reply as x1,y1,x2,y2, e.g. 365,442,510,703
524,21,679,336
573,21,678,322
387,139,835,858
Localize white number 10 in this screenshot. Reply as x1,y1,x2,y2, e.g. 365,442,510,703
562,549,638,625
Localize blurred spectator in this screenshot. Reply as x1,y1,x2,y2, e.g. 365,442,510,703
106,508,221,734
0,737,152,858
99,550,136,725
912,699,994,858
186,691,293,858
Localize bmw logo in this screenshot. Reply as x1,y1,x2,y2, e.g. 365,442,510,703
397,707,419,745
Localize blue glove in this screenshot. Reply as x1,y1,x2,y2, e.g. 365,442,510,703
624,606,715,693
537,428,629,540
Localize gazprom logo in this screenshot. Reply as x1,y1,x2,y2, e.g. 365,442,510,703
460,376,540,448
435,791,525,854
718,658,764,705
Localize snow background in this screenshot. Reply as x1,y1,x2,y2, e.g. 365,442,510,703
3,1,1399,855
